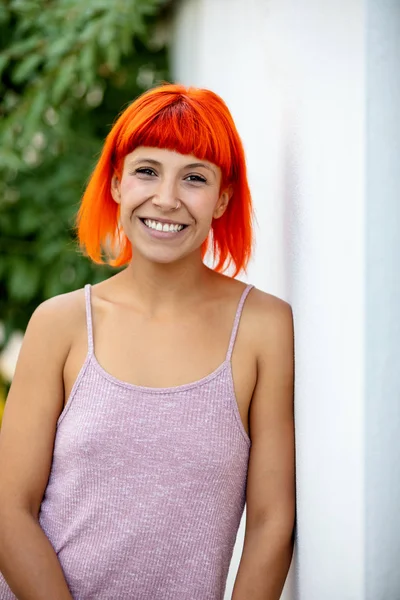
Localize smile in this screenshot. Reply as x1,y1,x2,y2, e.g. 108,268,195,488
142,219,186,232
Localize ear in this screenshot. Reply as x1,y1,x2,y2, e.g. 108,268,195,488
111,174,121,204
213,185,233,220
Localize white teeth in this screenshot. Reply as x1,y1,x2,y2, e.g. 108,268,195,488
143,219,184,233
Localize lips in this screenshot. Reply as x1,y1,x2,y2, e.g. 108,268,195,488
137,216,189,226
137,217,189,239
142,218,185,233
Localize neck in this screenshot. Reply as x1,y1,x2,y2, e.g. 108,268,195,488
118,252,217,316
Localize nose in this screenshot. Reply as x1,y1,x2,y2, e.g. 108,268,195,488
151,176,180,212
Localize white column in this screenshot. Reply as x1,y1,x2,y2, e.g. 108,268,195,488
365,1,400,598
275,0,366,596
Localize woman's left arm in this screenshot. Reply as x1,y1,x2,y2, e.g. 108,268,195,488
232,296,295,600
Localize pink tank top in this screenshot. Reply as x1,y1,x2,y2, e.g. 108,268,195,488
0,283,253,600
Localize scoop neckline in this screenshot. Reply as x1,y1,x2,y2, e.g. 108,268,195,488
89,352,230,394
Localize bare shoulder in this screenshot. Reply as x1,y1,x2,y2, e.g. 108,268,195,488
245,287,294,358
8,287,88,408
246,286,292,315
31,287,86,328
27,288,86,352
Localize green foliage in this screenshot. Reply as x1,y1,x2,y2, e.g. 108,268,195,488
0,0,170,348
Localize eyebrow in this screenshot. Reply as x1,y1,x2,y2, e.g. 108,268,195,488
129,158,216,174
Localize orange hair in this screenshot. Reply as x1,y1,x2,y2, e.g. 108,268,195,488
77,83,254,277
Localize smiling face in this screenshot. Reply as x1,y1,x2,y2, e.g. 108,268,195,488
111,147,232,266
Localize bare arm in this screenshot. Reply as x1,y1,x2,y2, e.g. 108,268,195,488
0,296,80,600
232,295,295,600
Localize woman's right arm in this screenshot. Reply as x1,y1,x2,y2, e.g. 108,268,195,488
0,297,76,600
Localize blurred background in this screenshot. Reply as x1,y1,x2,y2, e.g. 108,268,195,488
0,0,173,414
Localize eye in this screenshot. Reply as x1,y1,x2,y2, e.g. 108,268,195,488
133,167,157,177
185,174,207,183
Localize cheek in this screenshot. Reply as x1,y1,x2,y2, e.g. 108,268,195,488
183,188,219,217
120,177,140,197
119,178,149,211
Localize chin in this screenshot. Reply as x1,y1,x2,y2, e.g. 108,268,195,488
135,249,189,266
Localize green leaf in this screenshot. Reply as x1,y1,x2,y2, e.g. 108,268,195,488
51,55,77,104
105,43,120,71
19,87,48,147
17,208,42,235
0,6,11,25
0,149,23,171
8,37,42,58
78,19,102,44
12,53,43,84
98,26,115,48
9,1,39,14
79,43,96,85
47,35,76,60
37,239,65,263
8,260,40,302
28,87,47,120
119,24,134,55
0,53,9,78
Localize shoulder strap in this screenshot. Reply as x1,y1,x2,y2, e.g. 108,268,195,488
226,284,254,362
84,284,94,355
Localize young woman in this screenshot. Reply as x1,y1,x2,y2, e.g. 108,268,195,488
0,84,295,600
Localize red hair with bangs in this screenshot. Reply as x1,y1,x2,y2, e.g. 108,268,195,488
77,83,254,277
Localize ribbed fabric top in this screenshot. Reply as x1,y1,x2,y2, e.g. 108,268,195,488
0,283,253,600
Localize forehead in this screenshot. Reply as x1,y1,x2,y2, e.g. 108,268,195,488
124,146,220,173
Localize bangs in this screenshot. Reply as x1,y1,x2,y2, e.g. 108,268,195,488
114,100,234,183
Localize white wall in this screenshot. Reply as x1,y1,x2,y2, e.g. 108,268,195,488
277,2,366,598
365,1,400,598
172,1,400,599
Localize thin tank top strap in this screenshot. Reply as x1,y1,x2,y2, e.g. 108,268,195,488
84,284,94,355
226,284,254,362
